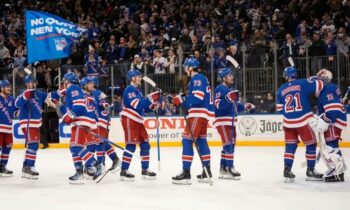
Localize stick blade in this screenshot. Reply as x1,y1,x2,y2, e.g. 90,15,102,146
226,55,240,69
143,76,157,88
24,68,32,75
288,57,295,67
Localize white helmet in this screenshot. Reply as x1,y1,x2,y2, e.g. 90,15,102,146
316,69,333,84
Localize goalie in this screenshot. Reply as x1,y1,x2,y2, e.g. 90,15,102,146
312,69,347,182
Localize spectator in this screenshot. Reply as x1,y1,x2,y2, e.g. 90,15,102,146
165,49,178,74
179,28,192,53
105,35,118,64
0,41,10,60
324,31,337,56
117,37,129,61
259,92,276,113
337,27,350,58
85,54,99,77
281,33,298,60
13,48,26,68
152,49,166,74
98,59,109,77
130,54,144,71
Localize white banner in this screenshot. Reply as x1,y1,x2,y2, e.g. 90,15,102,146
12,114,350,144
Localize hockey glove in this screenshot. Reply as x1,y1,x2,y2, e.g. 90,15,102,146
244,103,255,111
225,90,239,103
316,113,331,132
23,89,37,100
100,100,112,112
148,90,162,103
62,110,76,124
173,93,186,107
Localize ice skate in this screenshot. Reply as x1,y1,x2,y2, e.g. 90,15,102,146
141,169,157,180
172,170,191,185
120,170,135,182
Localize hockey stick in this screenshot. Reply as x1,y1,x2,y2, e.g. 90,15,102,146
143,75,161,171
46,100,140,158
288,57,295,67
226,55,241,69
182,109,213,186
342,86,350,105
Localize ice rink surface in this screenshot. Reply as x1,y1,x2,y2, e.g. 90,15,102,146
1,146,349,210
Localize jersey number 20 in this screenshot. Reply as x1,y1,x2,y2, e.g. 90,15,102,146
284,93,303,113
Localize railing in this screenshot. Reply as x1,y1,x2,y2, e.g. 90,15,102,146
1,40,350,116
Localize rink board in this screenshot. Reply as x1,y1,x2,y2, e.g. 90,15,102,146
12,114,350,148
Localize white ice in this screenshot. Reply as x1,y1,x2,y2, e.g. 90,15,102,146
1,147,350,210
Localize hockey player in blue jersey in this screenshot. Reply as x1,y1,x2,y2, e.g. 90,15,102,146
312,69,347,182
213,68,255,180
276,66,324,182
90,77,121,175
0,80,17,177
15,75,48,179
59,72,100,183
119,69,160,181
168,58,215,184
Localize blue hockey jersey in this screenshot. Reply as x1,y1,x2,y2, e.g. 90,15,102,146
0,95,17,133
120,85,153,124
64,84,97,129
317,83,347,130
213,84,244,127
276,78,324,128
92,89,110,129
15,90,48,129
183,73,215,120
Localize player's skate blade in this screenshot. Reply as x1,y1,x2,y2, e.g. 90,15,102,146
172,170,192,185
0,164,13,177
110,158,121,173
197,166,212,183
218,166,227,179
69,169,84,185
225,167,241,180
21,165,39,180
84,166,97,180
141,169,157,180
283,166,295,183
306,168,323,181
120,170,135,182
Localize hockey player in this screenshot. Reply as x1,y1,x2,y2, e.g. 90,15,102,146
213,68,255,180
313,69,347,182
276,66,324,182
15,75,48,179
0,80,16,177
168,58,215,185
90,77,121,174
60,72,100,183
119,69,160,181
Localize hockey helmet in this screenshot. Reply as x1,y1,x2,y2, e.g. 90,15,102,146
63,72,79,84
316,69,333,84
218,67,233,80
184,58,200,69
80,77,93,88
0,80,11,88
127,69,142,81
283,66,298,80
